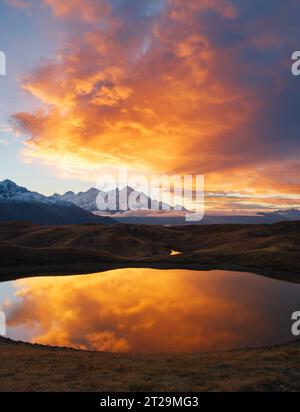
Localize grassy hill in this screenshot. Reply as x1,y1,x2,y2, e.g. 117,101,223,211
0,220,300,281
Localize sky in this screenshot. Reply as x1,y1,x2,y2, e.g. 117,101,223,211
1,0,300,213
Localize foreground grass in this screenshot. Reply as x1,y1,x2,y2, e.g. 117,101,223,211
0,338,299,392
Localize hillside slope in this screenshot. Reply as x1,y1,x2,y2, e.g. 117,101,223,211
0,220,299,281
0,200,114,225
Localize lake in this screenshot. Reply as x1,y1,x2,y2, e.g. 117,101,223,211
0,269,299,352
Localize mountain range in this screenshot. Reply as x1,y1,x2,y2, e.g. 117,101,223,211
1,179,300,225
52,185,185,213
51,186,300,224
0,180,114,225
0,180,183,225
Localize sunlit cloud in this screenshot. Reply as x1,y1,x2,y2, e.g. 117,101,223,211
7,0,300,209
43,0,111,23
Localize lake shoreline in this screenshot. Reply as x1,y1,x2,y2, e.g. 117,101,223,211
0,261,299,284
1,220,300,283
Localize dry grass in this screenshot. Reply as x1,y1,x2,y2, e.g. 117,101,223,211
0,338,299,392
1,220,300,282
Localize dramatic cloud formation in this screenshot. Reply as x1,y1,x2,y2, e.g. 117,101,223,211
8,0,300,210
6,269,281,352
43,0,111,22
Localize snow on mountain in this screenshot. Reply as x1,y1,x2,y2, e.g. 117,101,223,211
0,180,115,225
2,180,300,225
0,179,58,204
52,187,101,211
53,185,186,213
0,180,180,212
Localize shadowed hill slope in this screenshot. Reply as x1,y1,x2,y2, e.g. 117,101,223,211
0,220,300,281
0,200,115,225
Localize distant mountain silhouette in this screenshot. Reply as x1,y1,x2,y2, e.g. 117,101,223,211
258,208,300,220
102,208,300,225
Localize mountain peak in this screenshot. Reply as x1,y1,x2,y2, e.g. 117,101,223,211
85,187,99,194
0,179,29,197
1,179,20,188
1,179,16,185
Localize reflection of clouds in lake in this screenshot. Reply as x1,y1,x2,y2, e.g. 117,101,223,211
4,269,299,352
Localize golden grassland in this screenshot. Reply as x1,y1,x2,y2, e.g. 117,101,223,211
0,220,300,282
0,337,299,392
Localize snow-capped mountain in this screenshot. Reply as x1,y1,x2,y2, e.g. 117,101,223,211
52,187,101,211
0,180,114,225
2,179,300,226
0,179,61,204
0,179,185,214
53,185,186,213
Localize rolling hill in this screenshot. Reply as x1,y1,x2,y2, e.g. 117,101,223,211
0,220,299,282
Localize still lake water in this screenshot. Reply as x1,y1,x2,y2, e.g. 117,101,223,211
0,269,299,353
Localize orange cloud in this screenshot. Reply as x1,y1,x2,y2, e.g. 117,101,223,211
45,0,110,22
12,2,251,177
8,0,111,22
10,0,300,207
168,0,238,20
